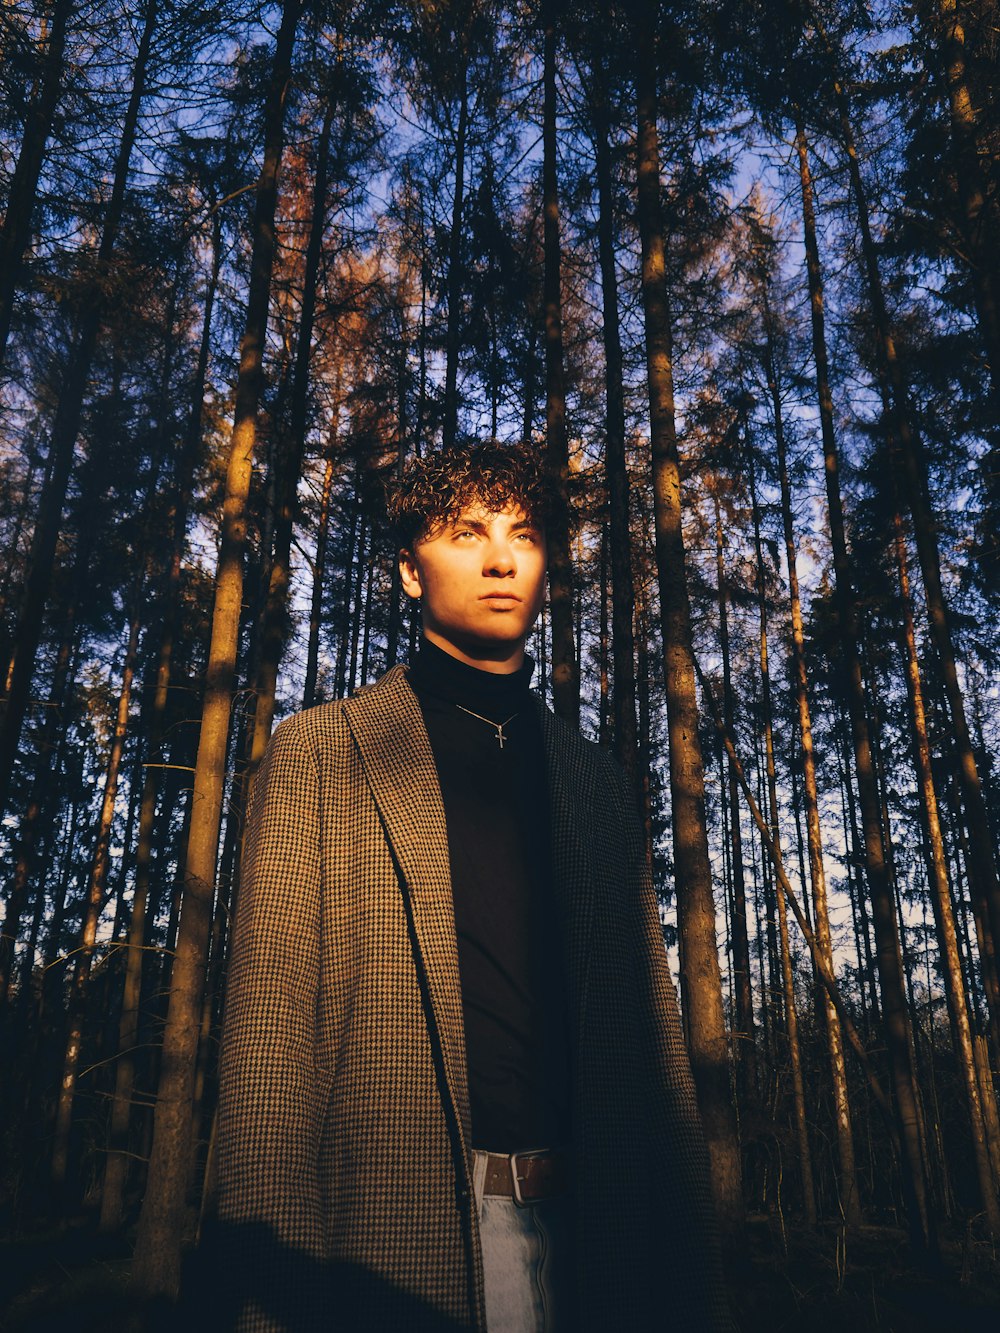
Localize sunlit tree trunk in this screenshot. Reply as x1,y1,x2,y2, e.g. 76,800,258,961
634,12,742,1235
131,0,302,1299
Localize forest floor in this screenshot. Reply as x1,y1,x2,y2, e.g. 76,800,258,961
1,1214,1000,1331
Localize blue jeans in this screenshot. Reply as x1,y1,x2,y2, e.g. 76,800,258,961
472,1150,574,1332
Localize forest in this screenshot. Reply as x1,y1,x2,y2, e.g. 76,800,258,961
1,0,999,1326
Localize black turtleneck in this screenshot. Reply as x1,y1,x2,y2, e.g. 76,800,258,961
407,638,571,1152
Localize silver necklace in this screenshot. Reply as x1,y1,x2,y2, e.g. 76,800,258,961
454,704,519,750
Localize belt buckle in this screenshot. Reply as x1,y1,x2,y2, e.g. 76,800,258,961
509,1149,550,1207
509,1151,529,1207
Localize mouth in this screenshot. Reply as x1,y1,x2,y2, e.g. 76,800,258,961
480,593,522,603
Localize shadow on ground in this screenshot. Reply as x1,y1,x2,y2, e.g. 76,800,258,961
2,1214,1000,1331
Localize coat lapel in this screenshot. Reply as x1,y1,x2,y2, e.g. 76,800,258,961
343,667,472,1148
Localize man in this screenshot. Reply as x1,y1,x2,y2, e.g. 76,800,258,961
213,441,729,1331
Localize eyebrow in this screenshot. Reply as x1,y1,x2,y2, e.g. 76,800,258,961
450,516,539,534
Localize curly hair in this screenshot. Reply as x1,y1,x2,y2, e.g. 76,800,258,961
386,440,555,549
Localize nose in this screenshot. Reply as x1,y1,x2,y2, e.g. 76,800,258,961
483,538,516,577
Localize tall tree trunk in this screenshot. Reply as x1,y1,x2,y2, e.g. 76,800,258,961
764,274,860,1221
836,713,880,1031
713,494,757,1098
891,498,1000,1232
591,70,639,794
0,0,157,818
50,607,140,1191
634,15,743,1235
748,449,816,1225
0,0,73,372
794,111,934,1258
131,0,302,1298
541,6,578,723
249,92,336,771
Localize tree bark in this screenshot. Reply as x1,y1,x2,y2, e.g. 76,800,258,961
634,14,743,1235
131,0,302,1298
713,493,757,1098
250,93,336,770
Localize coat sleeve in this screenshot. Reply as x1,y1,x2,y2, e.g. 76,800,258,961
210,713,332,1332
603,754,735,1333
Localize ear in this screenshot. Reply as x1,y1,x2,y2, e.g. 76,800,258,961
399,549,422,601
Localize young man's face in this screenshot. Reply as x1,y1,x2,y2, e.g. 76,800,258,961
399,504,547,672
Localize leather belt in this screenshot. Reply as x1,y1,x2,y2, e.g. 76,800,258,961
479,1150,569,1205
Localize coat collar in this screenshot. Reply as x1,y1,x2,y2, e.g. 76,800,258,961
342,666,473,1151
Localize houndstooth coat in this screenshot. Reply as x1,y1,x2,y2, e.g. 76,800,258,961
213,665,729,1331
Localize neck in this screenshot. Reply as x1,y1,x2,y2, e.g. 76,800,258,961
408,636,535,717
422,626,526,674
